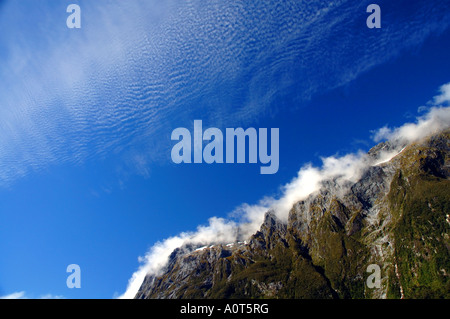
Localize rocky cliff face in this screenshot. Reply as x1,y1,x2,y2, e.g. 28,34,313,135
135,130,450,299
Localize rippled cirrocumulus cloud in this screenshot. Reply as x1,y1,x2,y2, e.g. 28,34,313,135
1,0,450,185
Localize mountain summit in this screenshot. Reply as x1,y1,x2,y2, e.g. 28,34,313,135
135,130,450,299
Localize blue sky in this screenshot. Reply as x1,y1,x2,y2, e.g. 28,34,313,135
0,0,450,299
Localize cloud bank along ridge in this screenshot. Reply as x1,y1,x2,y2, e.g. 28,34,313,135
119,83,450,299
1,0,450,185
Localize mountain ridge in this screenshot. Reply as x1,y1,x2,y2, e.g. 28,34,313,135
135,129,450,299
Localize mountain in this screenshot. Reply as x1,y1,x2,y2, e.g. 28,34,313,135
135,130,450,299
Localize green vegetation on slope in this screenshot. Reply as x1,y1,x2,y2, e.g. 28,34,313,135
387,145,450,298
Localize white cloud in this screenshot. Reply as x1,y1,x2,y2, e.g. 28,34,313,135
0,291,26,299
1,1,449,186
433,83,450,105
0,291,64,299
372,83,450,144
372,107,450,144
38,294,65,300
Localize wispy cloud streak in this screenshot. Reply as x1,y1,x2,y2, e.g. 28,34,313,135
1,1,449,185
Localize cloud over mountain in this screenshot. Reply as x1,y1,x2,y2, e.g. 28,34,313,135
119,84,450,299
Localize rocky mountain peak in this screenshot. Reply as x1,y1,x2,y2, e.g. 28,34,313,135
135,130,450,299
